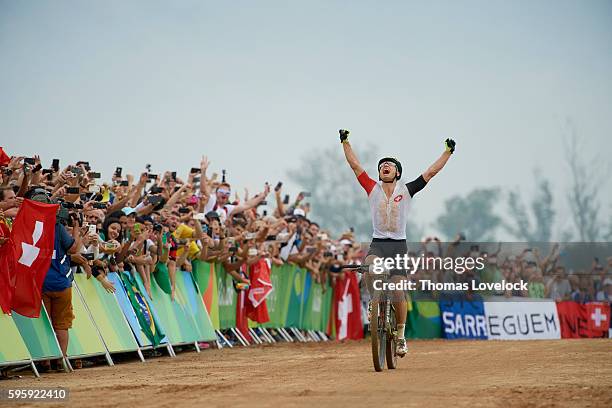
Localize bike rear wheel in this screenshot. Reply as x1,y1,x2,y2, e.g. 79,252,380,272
386,306,398,369
370,301,386,372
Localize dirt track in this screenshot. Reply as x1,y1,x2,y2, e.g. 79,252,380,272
4,339,612,408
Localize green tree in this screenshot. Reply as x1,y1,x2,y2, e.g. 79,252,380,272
287,144,423,241
564,128,603,241
505,174,555,242
435,188,501,241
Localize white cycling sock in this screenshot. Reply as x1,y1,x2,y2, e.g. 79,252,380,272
397,324,406,339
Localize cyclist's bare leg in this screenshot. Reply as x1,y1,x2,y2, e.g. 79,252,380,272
390,275,407,327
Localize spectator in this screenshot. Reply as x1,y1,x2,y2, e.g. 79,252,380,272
546,266,571,301
595,278,612,302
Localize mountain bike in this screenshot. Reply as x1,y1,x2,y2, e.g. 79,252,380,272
341,264,398,372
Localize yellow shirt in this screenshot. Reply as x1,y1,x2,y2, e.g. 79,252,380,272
173,224,200,260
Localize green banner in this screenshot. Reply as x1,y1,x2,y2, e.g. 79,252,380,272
215,264,237,330
286,267,306,328
264,264,293,328
192,260,220,330
0,312,32,365
405,301,442,339
74,274,139,354
12,307,63,361
131,271,200,345
176,270,216,341
67,282,107,358
302,274,332,331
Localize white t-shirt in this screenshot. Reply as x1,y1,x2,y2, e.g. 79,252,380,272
204,193,236,223
357,171,413,240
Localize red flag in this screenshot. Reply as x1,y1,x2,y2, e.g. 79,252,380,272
586,302,610,335
334,272,363,340
246,259,273,323
0,147,10,167
556,301,609,338
11,199,59,317
0,215,15,314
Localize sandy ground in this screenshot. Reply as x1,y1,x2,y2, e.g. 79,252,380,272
2,339,611,408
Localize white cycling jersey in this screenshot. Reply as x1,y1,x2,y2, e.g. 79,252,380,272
357,171,426,240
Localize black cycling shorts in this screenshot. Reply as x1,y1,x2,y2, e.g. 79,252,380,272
366,238,408,277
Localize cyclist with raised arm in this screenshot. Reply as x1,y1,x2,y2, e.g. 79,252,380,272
340,129,455,357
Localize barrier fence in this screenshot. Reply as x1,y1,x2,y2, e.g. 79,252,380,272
1,262,610,377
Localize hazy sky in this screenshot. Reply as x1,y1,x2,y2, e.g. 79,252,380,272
1,0,611,237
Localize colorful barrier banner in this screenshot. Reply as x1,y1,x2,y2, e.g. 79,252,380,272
0,312,32,365
286,267,306,328
192,261,220,330
67,281,107,358
74,274,140,353
216,264,237,330
107,273,156,348
440,299,487,340
131,271,200,345
302,274,332,332
406,301,442,339
484,301,561,340
121,272,165,346
12,307,63,361
264,263,293,328
556,301,610,338
176,271,216,341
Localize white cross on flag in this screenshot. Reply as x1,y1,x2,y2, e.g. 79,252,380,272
10,199,59,318
586,302,611,334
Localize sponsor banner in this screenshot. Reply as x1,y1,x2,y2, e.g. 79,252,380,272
286,267,306,328
67,283,107,358
132,271,200,345
176,271,216,341
0,311,32,364
406,301,442,339
216,264,237,330
12,306,63,360
484,301,561,340
107,273,157,347
192,261,220,330
73,274,140,354
120,272,166,346
556,301,610,338
440,299,487,340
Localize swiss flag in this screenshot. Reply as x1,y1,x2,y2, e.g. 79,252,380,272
334,272,364,340
246,259,273,323
0,215,15,314
586,303,610,334
10,199,59,317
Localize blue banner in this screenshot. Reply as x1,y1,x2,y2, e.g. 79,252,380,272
440,299,487,339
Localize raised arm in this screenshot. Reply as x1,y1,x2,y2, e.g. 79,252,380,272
340,130,364,177
231,183,270,215
422,139,455,182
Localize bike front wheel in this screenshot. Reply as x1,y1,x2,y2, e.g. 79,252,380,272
370,301,386,372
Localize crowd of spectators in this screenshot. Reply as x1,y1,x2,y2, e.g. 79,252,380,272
407,237,612,302
0,153,610,336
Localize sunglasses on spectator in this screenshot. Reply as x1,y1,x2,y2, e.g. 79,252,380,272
217,188,231,197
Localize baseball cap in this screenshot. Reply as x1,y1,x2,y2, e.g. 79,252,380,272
293,208,306,218
122,207,137,216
